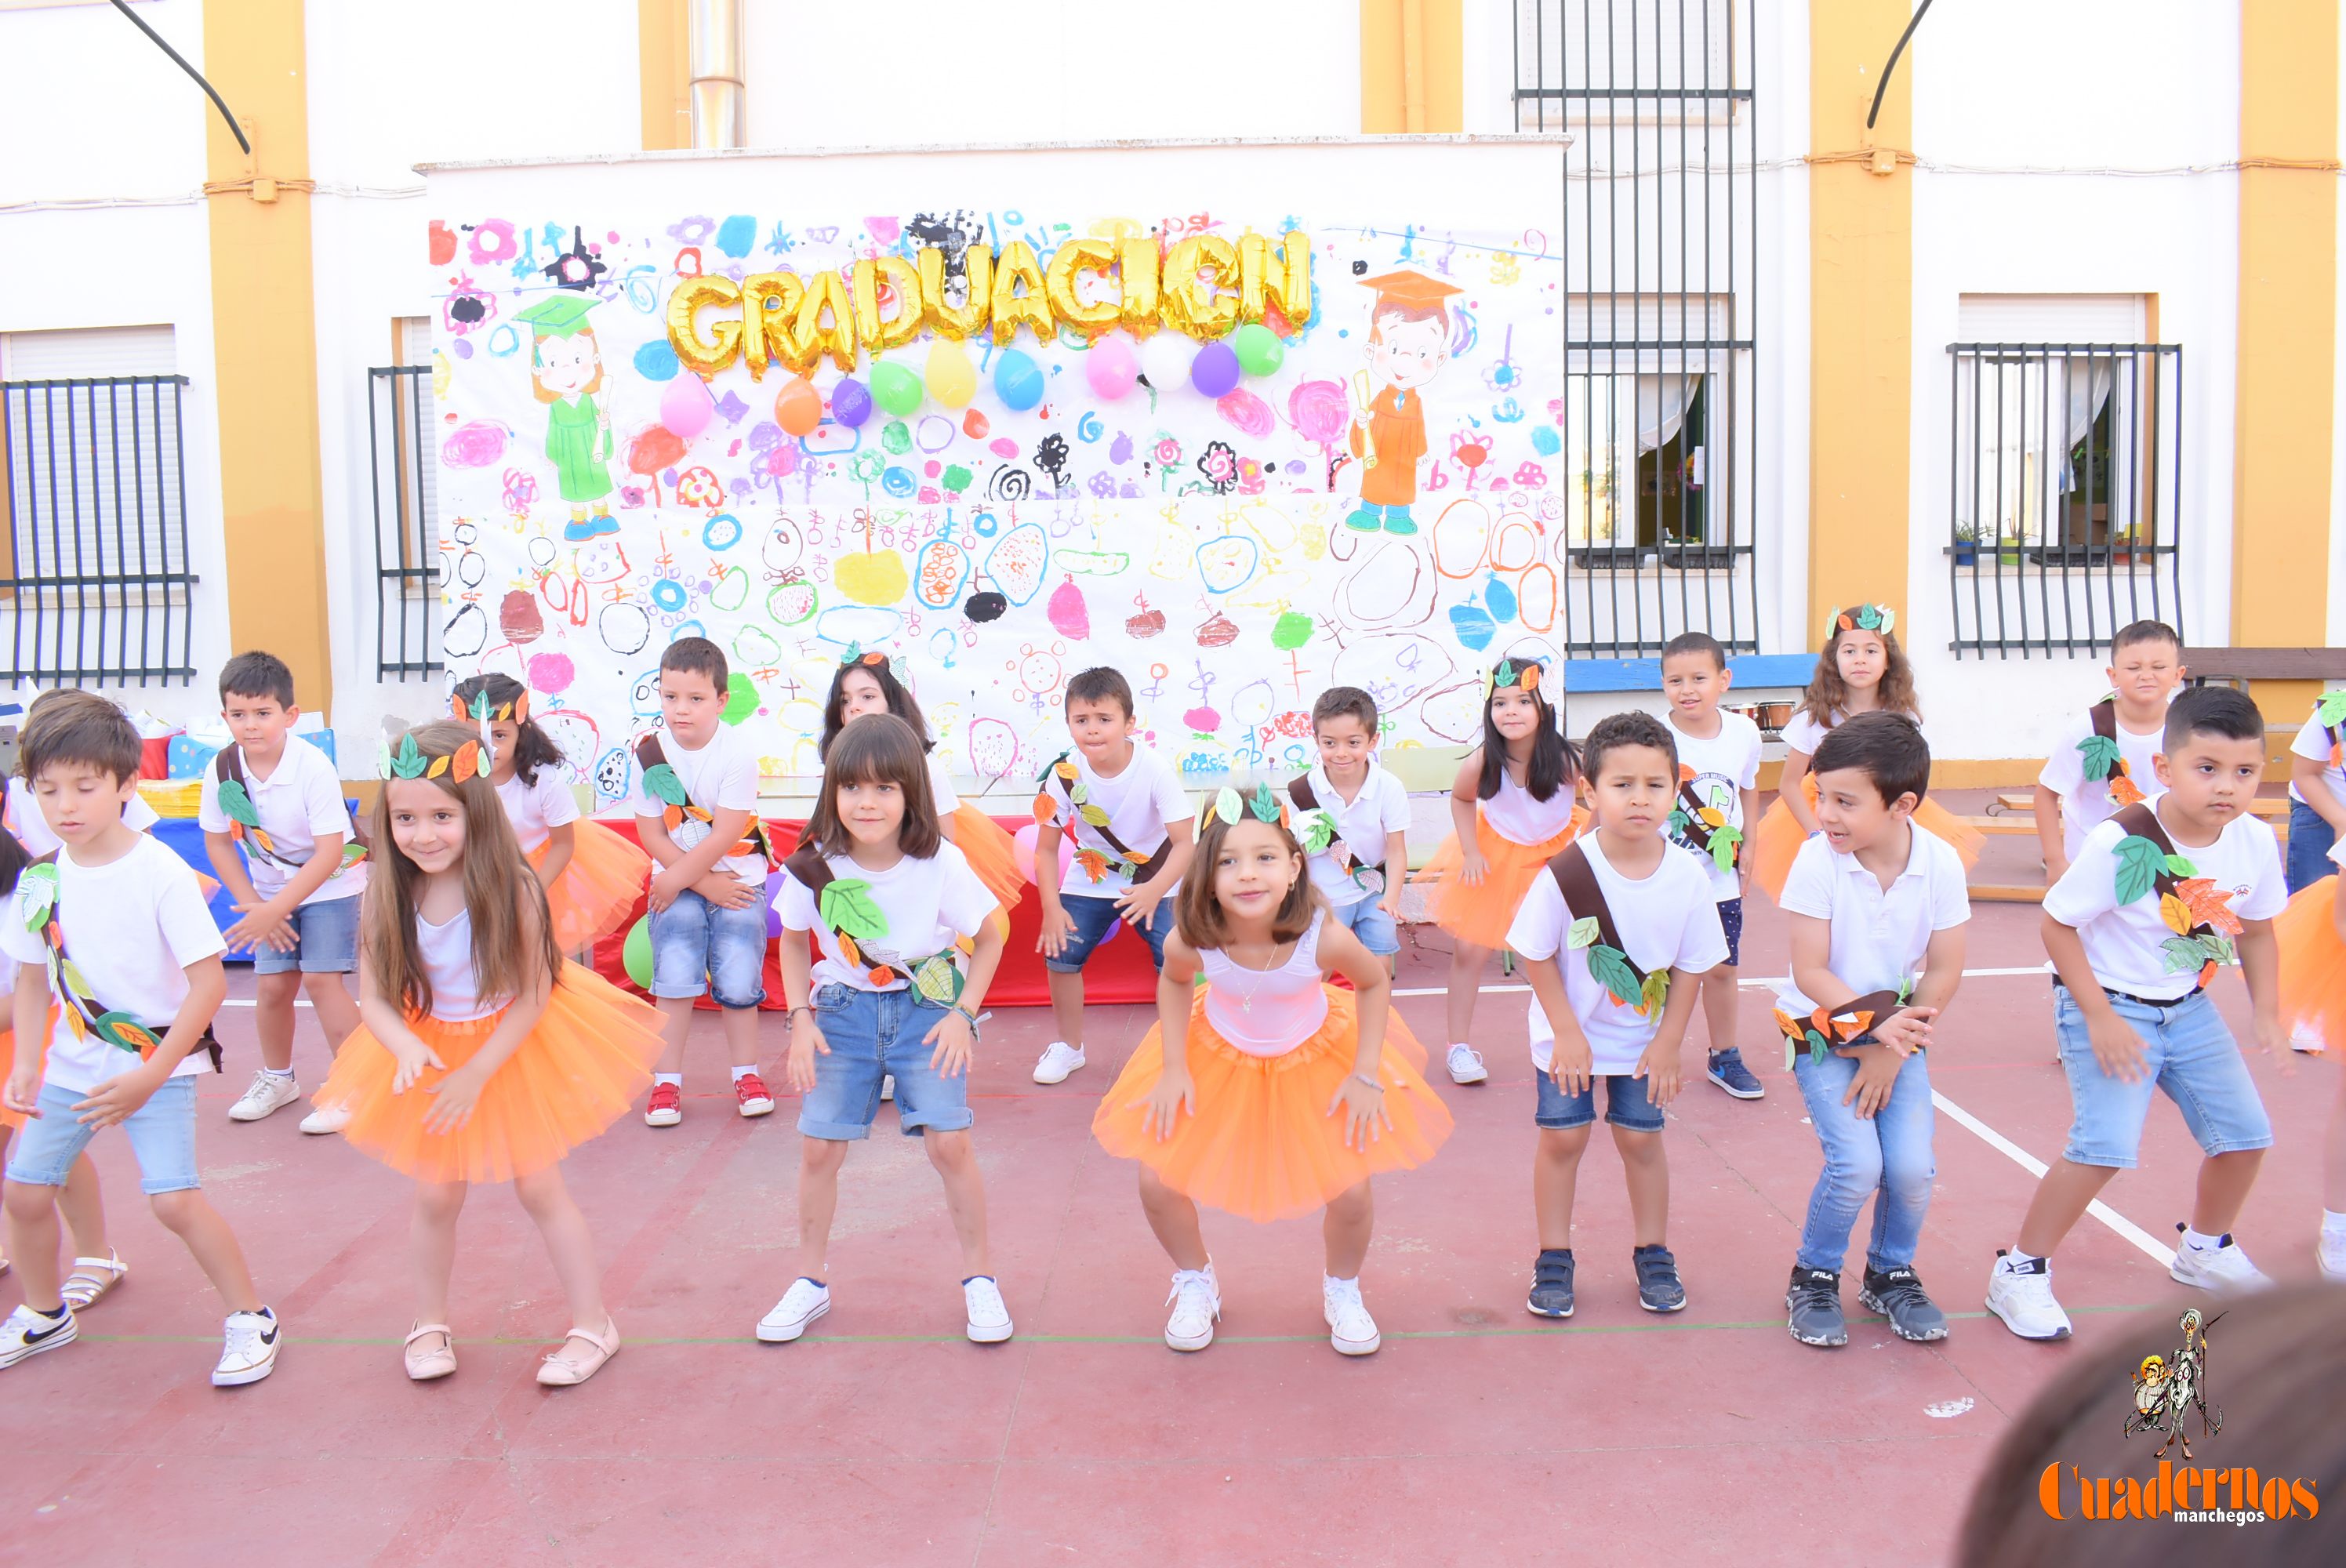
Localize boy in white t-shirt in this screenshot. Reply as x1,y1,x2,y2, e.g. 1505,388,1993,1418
631,637,775,1127
2032,619,2182,883
1,698,281,1386
1029,668,1194,1087
1989,687,2290,1341
1774,714,1968,1349
2286,685,2346,894
1658,632,1765,1102
1507,711,1727,1321
198,651,367,1133
1289,687,1411,969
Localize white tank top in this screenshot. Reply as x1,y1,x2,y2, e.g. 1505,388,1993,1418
1479,767,1579,846
1200,913,1330,1055
416,906,504,1022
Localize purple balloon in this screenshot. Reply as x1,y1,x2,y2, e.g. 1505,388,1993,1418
1189,340,1242,398
832,376,873,428
764,869,784,938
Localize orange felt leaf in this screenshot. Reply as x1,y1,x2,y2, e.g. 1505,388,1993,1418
1832,1010,1875,1042
227,820,245,841
687,805,713,823
2159,892,2194,936
2175,877,2242,938
839,932,862,965
514,692,529,722
452,741,480,783
1521,663,1542,692
662,804,685,833
1033,791,1055,825
2198,960,2219,990
449,695,468,720
1837,613,1856,631
1679,764,1696,783
2108,773,2145,806
1073,847,1110,883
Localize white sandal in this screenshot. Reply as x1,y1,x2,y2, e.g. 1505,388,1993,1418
535,1319,620,1386
59,1252,127,1311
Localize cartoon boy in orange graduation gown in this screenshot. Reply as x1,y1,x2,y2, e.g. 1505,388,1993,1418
1346,269,1461,536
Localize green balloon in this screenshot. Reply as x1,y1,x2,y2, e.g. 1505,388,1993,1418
870,360,924,416
1233,323,1284,378
623,916,656,989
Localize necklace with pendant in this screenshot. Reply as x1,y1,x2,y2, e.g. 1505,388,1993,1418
1225,941,1284,1013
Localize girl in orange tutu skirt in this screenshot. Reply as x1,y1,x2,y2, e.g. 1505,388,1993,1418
2273,838,2346,1276
1750,604,1983,902
1420,655,1587,1086
823,648,1024,924
452,673,651,955
0,824,119,1302
321,721,663,1387
1093,786,1452,1357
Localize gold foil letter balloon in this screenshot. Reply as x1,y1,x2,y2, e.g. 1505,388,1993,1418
919,245,993,340
740,271,806,378
666,274,744,377
1044,238,1119,343
786,268,860,376
852,256,925,355
1118,236,1162,339
1159,234,1240,339
990,240,1056,348
1238,230,1314,331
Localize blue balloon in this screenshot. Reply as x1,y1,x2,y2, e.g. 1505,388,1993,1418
1189,340,1242,398
832,376,873,428
994,348,1045,412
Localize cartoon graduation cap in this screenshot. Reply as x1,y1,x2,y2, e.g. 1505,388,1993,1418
1359,268,1463,331
513,294,603,366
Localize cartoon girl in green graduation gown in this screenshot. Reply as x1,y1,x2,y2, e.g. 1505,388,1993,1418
515,294,618,542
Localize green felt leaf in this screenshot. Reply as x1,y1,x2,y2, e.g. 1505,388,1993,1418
641,763,688,807
2159,935,2207,975
1070,782,1089,806
910,951,964,1007
2113,835,2166,906
2197,934,2235,967
215,778,262,829
1805,1026,1832,1065
2163,854,2197,878
819,879,888,944
1896,975,1915,1005
1077,803,1111,828
1248,782,1282,825
470,691,494,724
1586,944,1643,1009
1639,968,1671,1016
1494,659,1516,691
1566,916,1601,951
93,1011,157,1058
56,956,90,1001
2076,733,2121,782
1296,810,1335,854
1213,787,1242,826
1855,604,1882,630
1709,825,1744,873
1665,808,1690,838
18,862,57,931
389,731,429,780
2315,689,2346,727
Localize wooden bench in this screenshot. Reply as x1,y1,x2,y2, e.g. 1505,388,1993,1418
1988,792,2289,825
2181,647,2346,683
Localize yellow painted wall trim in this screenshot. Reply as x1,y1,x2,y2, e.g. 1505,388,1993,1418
1809,1,1916,654
639,0,689,153
1360,0,1461,133
204,0,332,711
2233,0,2338,728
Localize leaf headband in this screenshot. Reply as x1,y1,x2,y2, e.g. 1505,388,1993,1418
838,642,889,672
452,687,531,767
1484,659,1546,699
376,729,485,785
1828,603,1896,638
1193,783,1337,854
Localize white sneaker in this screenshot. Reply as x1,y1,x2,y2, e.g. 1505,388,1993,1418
0,1303,77,1370
1985,1251,2072,1341
1164,1261,1222,1352
2169,1227,2271,1293
2289,1024,2325,1054
963,1276,1014,1343
1322,1276,1381,1356
1032,1041,1086,1084
298,1103,350,1136
2319,1229,2346,1281
213,1308,281,1386
756,1278,830,1343
881,1074,895,1102
227,1071,301,1123
1446,1044,1487,1084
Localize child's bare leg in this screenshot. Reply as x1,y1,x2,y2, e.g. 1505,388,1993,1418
2188,1149,2264,1237
1447,941,1491,1041
410,1181,467,1339
1324,1179,1374,1278
514,1164,608,1330
1045,967,1086,1050
148,1190,262,1314
254,971,302,1073
2015,1159,2121,1257
796,1137,849,1279
924,1129,992,1276
1138,1165,1208,1271
1532,1124,1592,1249
1615,1127,1670,1247
1701,964,1739,1054
2,1178,64,1308
721,1004,761,1071
304,971,361,1058
57,1154,107,1261
653,996,697,1076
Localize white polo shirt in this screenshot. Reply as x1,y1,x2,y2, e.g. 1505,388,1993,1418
2037,705,2170,859
195,739,366,906
1298,761,1411,908
2288,702,2344,809
2042,804,2286,1000
1774,824,1971,1016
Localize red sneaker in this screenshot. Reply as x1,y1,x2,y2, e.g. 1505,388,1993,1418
644,1082,683,1127
735,1073,775,1118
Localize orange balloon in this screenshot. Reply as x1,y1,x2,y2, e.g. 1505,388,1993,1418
774,376,822,437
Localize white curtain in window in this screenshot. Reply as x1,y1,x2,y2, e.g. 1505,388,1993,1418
2057,358,2115,495
1637,374,1695,453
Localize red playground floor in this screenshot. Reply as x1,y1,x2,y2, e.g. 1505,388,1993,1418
2,893,2338,1566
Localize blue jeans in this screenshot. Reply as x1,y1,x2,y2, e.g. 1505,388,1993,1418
2287,799,2338,893
249,890,361,975
1792,1049,1935,1273
1534,1069,1665,1133
1043,893,1173,973
5,1075,201,1195
1328,895,1399,956
2054,985,2272,1168
797,983,971,1139
649,887,768,1007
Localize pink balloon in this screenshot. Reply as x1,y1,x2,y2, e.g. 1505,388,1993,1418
1086,337,1139,401
659,374,714,440
1011,822,1076,884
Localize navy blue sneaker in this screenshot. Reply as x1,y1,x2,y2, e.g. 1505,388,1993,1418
1526,1248,1574,1318
1633,1244,1687,1312
1707,1048,1764,1100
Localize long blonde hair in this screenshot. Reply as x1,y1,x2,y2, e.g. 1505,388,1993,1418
363,720,559,1017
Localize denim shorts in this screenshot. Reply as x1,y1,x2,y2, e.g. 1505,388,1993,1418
2286,799,2338,894
797,982,971,1139
1716,895,1744,968
5,1075,201,1195
649,886,768,1008
2054,985,2273,1169
1044,893,1172,973
1534,1066,1666,1133
1328,894,1400,957
251,891,361,976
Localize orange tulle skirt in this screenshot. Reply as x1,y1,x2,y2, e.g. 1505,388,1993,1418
528,818,653,954
1419,808,1589,949
0,1025,21,1132
318,961,664,1185
1749,774,1985,902
949,804,1026,935
1091,984,1452,1222
2275,877,2346,1049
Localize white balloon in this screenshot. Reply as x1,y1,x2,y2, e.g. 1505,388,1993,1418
1138,333,1194,398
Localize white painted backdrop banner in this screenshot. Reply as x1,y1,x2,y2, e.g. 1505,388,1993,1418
423,141,1568,804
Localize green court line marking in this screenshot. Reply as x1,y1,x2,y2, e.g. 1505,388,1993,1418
76,1301,2161,1349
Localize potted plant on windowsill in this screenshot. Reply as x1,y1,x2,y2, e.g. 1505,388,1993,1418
1951,521,1981,567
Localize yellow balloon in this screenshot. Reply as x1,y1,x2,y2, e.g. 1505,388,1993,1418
1238,230,1315,331
990,240,1056,348
741,270,804,379
786,268,859,376
852,256,924,355
919,245,993,340
1118,237,1161,339
1159,234,1240,339
1045,238,1119,343
666,275,743,378
924,339,977,408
